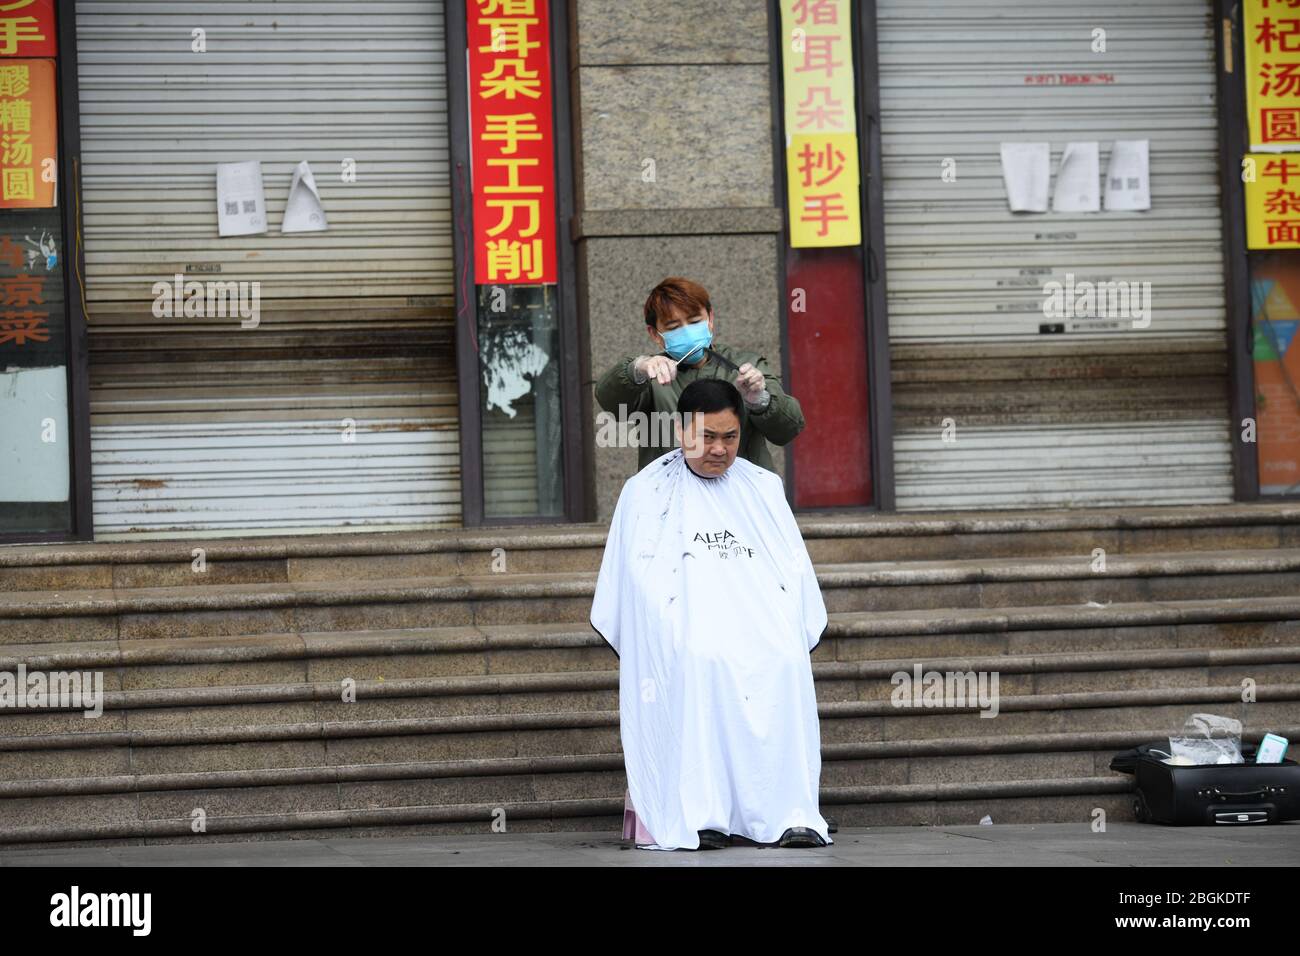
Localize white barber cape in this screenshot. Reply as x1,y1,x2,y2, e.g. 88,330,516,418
590,447,832,850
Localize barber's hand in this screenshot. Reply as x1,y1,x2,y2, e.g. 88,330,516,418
735,362,768,404
636,354,680,386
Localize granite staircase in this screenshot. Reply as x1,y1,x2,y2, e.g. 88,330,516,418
1,502,1299,847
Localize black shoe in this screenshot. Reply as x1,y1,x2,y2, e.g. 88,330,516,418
824,816,838,833
696,828,730,850
778,826,827,848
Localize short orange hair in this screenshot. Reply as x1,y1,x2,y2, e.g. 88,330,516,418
644,277,712,329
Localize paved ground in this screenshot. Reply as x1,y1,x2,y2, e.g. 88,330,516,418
2,823,1298,866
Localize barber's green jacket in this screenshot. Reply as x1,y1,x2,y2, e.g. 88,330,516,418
594,343,806,474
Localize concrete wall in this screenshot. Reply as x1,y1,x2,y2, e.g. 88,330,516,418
570,0,787,522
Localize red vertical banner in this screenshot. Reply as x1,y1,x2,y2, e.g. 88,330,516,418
0,0,56,59
778,0,873,507
465,0,556,285
0,0,58,209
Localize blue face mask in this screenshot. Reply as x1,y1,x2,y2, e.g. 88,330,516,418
660,320,712,363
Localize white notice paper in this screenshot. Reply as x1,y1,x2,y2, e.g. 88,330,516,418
1104,139,1151,211
216,160,268,236
1052,141,1100,212
1000,142,1050,212
281,160,329,233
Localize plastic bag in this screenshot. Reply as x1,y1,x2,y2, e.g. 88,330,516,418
1168,712,1244,765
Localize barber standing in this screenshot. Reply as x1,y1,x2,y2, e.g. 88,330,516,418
594,276,806,474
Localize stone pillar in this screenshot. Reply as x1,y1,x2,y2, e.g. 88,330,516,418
570,0,786,522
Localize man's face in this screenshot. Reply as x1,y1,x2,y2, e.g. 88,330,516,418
677,407,741,477
649,307,714,365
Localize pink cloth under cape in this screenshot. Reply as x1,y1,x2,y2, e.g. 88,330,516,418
621,788,655,845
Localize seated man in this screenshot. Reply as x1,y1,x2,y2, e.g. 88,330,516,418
590,378,831,851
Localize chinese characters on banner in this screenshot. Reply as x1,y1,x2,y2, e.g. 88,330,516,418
0,0,59,364
0,0,55,58
1245,1,1300,246
1245,0,1300,152
0,59,56,207
1245,153,1300,248
466,0,556,284
0,1,57,208
779,0,860,248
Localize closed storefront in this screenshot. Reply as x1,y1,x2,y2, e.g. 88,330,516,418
2,0,1275,546
875,0,1234,509
75,0,460,537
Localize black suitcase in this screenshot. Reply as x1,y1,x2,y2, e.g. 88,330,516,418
1110,742,1300,825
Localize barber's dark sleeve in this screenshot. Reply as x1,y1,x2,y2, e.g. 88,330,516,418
595,353,652,415
744,354,805,445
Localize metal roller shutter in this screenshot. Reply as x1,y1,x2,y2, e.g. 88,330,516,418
75,0,460,537
875,0,1233,510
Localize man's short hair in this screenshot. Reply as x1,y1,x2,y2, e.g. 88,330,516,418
678,378,743,423
644,277,712,330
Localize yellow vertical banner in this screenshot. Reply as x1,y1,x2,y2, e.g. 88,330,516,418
1244,0,1300,152
779,0,860,247
1245,152,1300,248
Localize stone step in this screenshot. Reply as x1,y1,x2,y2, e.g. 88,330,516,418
5,726,1297,801
4,547,1300,644
2,598,1298,678
820,548,1300,614
2,502,1297,594
4,596,1300,682
5,723,1294,848
0,766,1152,832
1,691,1296,780
1,646,1297,739
0,792,1125,848
0,773,1244,846
0,527,612,592
805,505,1300,565
2,504,1298,847
1,594,1298,745
0,623,609,683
